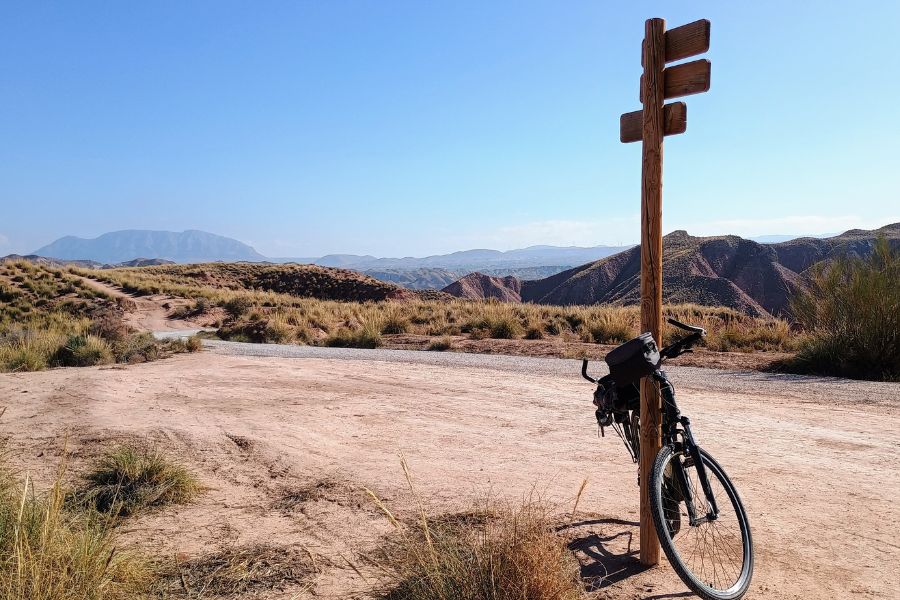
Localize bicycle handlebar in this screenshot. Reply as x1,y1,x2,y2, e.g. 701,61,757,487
581,359,597,383
667,317,707,336
581,319,707,383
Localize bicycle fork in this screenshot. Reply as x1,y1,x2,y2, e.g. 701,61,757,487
656,373,721,526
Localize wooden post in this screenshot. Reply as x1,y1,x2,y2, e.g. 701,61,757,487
620,16,710,567
638,17,666,566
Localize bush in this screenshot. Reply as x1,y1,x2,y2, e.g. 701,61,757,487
80,446,200,516
88,311,130,343
54,334,114,367
112,332,161,364
324,320,382,349
789,237,900,380
382,310,410,335
184,335,203,352
524,325,545,340
223,296,254,319
217,316,294,344
427,337,453,351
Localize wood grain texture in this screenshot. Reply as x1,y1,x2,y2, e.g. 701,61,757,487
664,59,711,98
620,102,686,143
665,19,710,63
639,16,665,567
640,59,711,102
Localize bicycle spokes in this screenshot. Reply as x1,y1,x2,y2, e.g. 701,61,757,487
663,454,747,592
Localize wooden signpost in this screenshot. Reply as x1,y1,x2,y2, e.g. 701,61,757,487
620,17,711,566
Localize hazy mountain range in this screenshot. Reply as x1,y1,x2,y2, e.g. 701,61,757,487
30,229,631,279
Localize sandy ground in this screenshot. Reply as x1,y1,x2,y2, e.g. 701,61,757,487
2,347,898,599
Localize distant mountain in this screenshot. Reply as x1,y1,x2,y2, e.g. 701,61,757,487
442,224,900,317
34,230,266,264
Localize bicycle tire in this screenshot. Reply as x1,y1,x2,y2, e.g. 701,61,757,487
649,446,754,600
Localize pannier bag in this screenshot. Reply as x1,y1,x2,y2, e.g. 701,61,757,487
594,374,640,414
604,332,661,385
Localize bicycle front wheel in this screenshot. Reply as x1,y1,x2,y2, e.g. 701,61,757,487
649,446,754,600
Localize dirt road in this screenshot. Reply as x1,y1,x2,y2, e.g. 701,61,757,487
2,347,897,598
75,275,217,333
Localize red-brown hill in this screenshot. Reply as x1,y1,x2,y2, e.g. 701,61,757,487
441,272,522,302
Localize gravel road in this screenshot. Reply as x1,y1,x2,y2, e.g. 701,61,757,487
205,338,900,407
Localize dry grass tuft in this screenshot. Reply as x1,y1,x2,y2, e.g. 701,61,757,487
368,457,582,600
164,544,316,597
324,317,383,348
375,499,582,600
0,453,150,599
79,446,200,517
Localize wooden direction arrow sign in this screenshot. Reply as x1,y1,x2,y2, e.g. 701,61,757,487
620,101,686,143
640,59,711,102
620,17,711,567
665,18,710,62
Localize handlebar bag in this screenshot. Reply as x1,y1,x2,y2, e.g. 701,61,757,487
605,332,661,386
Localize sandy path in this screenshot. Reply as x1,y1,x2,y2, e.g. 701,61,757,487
75,275,216,333
2,351,898,598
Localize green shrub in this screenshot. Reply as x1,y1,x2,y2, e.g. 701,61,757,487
54,334,114,367
487,316,520,339
324,320,382,349
80,446,200,517
524,325,545,340
223,296,254,319
87,311,130,343
217,316,294,344
427,337,453,351
382,312,410,335
184,335,203,352
789,238,900,380
112,332,161,364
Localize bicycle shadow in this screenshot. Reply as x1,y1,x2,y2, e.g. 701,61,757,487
560,517,694,599
558,517,647,591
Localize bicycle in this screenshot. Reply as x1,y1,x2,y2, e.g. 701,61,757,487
581,318,753,600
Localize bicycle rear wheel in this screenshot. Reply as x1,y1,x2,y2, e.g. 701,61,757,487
649,446,753,600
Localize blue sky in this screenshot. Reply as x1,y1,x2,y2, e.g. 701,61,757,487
2,1,898,257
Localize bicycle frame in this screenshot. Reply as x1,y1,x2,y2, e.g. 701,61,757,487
654,370,721,525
